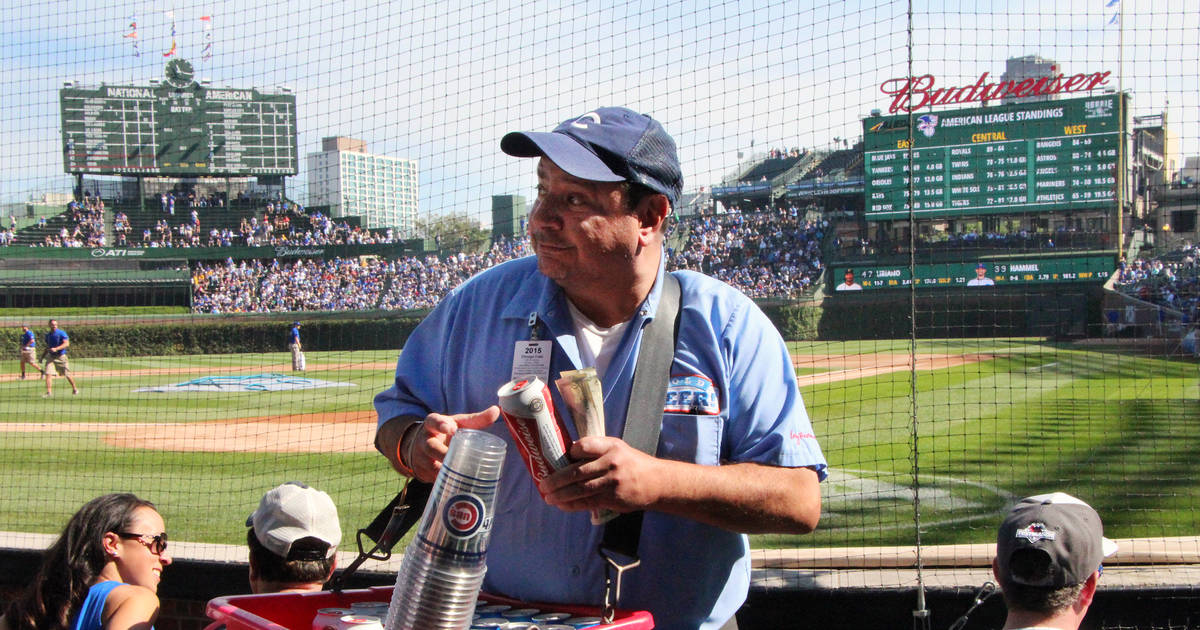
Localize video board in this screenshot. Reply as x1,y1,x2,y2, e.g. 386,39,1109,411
832,255,1113,292
862,94,1124,220
60,84,297,176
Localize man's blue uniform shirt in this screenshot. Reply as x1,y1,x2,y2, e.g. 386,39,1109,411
375,255,826,630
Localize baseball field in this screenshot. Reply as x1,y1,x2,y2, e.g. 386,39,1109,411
1,339,1196,558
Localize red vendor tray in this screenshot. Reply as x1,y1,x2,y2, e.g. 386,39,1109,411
205,585,654,629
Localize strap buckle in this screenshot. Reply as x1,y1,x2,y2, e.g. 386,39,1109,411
599,545,640,624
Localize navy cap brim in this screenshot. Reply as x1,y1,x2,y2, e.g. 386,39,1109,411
501,131,626,183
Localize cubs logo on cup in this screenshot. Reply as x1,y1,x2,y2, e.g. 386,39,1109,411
443,493,486,538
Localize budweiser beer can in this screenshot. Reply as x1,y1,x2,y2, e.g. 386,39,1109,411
336,615,383,630
497,376,570,492
312,608,353,630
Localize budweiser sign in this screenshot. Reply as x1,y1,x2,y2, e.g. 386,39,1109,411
880,71,1113,114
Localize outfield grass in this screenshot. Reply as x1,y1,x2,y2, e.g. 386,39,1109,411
1,341,1197,553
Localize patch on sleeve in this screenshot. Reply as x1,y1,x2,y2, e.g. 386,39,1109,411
664,374,721,415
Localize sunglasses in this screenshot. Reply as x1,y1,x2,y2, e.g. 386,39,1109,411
117,531,169,555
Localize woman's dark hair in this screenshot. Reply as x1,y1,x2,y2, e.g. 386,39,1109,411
2,493,156,630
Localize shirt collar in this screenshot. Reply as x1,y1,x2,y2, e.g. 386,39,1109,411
500,253,667,329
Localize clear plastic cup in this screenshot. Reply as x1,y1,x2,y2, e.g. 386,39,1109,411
386,429,506,630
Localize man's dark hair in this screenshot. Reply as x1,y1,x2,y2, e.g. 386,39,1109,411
999,548,1087,614
622,181,662,214
247,528,333,585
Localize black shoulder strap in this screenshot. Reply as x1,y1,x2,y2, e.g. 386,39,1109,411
599,272,681,617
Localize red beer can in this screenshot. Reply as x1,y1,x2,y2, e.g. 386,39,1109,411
497,376,570,493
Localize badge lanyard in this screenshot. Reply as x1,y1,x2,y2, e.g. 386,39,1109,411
512,311,552,382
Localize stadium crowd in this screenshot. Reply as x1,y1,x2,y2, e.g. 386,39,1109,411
1113,244,1199,322
191,236,531,314
189,206,827,314
668,208,826,299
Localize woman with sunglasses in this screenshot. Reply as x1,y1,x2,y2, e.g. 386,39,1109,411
0,493,172,630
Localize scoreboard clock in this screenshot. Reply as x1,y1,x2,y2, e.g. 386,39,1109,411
164,58,195,88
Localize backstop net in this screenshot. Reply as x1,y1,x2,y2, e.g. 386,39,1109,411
1,0,1197,623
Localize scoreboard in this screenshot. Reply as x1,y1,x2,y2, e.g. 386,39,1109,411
833,255,1113,292
862,94,1125,220
60,83,298,176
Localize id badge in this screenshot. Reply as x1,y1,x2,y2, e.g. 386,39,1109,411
512,340,552,382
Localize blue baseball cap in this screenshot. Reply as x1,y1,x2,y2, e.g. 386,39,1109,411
501,107,683,207
976,263,988,270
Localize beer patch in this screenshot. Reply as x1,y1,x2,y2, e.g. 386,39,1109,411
664,374,720,415
443,493,487,538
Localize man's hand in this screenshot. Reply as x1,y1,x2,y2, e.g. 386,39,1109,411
537,436,662,514
539,436,821,534
407,407,500,482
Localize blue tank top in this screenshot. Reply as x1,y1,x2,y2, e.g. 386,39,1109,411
70,581,154,630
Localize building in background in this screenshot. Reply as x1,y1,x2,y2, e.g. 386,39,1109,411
491,194,526,243
1000,54,1059,105
306,137,418,234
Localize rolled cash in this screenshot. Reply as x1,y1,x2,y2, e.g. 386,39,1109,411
555,368,617,525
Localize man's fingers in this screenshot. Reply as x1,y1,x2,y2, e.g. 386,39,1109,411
456,406,501,430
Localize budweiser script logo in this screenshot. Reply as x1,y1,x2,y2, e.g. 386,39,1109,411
504,413,555,483
274,246,325,257
880,71,1112,114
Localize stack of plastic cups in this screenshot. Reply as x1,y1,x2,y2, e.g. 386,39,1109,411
385,429,506,630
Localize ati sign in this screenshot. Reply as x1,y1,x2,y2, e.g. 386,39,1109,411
91,248,146,257
881,71,1113,114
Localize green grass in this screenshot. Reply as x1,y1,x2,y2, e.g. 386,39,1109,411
2,341,1197,553
759,339,1200,549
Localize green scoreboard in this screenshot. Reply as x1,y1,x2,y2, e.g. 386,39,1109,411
833,255,1113,292
60,76,297,176
862,94,1125,220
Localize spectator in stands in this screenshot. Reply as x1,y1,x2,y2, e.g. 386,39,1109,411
993,492,1115,630
0,493,171,630
245,482,341,594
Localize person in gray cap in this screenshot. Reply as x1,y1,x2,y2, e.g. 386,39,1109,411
245,482,341,594
374,107,826,629
993,492,1117,630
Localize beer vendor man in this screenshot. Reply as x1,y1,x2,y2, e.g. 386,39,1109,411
374,107,826,630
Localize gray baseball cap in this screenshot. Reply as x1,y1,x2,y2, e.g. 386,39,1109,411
996,492,1117,587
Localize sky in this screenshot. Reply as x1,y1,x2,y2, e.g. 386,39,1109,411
0,0,1196,227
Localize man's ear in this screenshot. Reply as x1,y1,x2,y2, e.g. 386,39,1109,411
1076,570,1099,610
326,555,338,580
637,194,670,245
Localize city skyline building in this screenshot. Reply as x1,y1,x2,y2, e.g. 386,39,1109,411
1000,54,1060,105
306,136,418,234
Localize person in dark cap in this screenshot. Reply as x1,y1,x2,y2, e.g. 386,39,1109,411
374,107,826,629
245,482,341,593
288,321,304,372
993,492,1117,630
